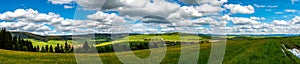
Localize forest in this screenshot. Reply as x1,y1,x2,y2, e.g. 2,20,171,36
0,28,74,53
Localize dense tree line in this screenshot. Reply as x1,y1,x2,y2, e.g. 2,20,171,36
95,40,209,53
34,41,74,53
0,28,73,53
0,28,34,51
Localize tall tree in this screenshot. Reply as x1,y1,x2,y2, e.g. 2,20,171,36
0,28,34,52
45,45,49,52
49,45,53,53
83,41,90,50
64,41,69,51
56,44,60,53
60,45,64,53
36,45,40,52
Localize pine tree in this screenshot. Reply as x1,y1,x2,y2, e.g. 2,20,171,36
70,46,74,52
56,44,60,53
64,41,69,51
60,45,64,53
36,45,40,52
83,41,90,50
0,28,3,49
33,46,36,52
41,46,46,52
45,45,49,52
54,46,58,53
49,45,54,53
0,28,34,52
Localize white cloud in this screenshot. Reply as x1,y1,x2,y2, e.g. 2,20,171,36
48,0,74,4
0,9,125,35
224,4,255,14
285,9,297,13
291,16,300,24
87,11,126,25
119,0,180,18
250,17,265,20
275,12,284,14
76,0,149,10
179,0,227,6
230,17,260,25
272,20,288,25
64,5,74,9
193,18,218,25
253,4,278,8
13,0,300,34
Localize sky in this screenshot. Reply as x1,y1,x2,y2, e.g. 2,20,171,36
0,0,300,35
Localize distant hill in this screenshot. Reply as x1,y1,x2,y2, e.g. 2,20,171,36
9,31,300,42
11,32,71,42
10,32,113,42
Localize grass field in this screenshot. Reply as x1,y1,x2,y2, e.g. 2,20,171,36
1,37,300,64
96,34,205,46
26,39,73,47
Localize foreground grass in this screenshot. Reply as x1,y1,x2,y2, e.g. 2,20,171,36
1,38,300,64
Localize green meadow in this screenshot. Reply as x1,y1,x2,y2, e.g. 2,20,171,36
1,35,300,64
25,39,73,47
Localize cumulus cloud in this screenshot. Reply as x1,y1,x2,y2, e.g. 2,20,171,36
230,17,260,25
87,11,125,24
272,20,288,25
224,4,255,14
119,0,180,18
76,0,149,10
0,9,127,35
167,4,224,21
12,0,300,34
142,15,171,24
0,9,65,23
290,16,300,24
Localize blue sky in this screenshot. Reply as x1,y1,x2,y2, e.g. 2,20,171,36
0,0,76,19
227,0,300,23
0,0,300,35
0,0,298,22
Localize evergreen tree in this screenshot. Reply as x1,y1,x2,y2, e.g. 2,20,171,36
0,28,3,49
0,28,34,52
60,45,64,53
36,45,40,52
49,45,53,53
45,45,49,52
56,44,60,53
70,46,74,52
64,41,69,51
33,46,36,52
83,41,90,50
41,46,46,52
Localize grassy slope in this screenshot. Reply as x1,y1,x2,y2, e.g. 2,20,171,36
1,38,300,64
96,34,204,46
26,39,73,47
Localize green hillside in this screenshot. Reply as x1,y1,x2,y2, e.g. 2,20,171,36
25,39,73,47
1,37,300,64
